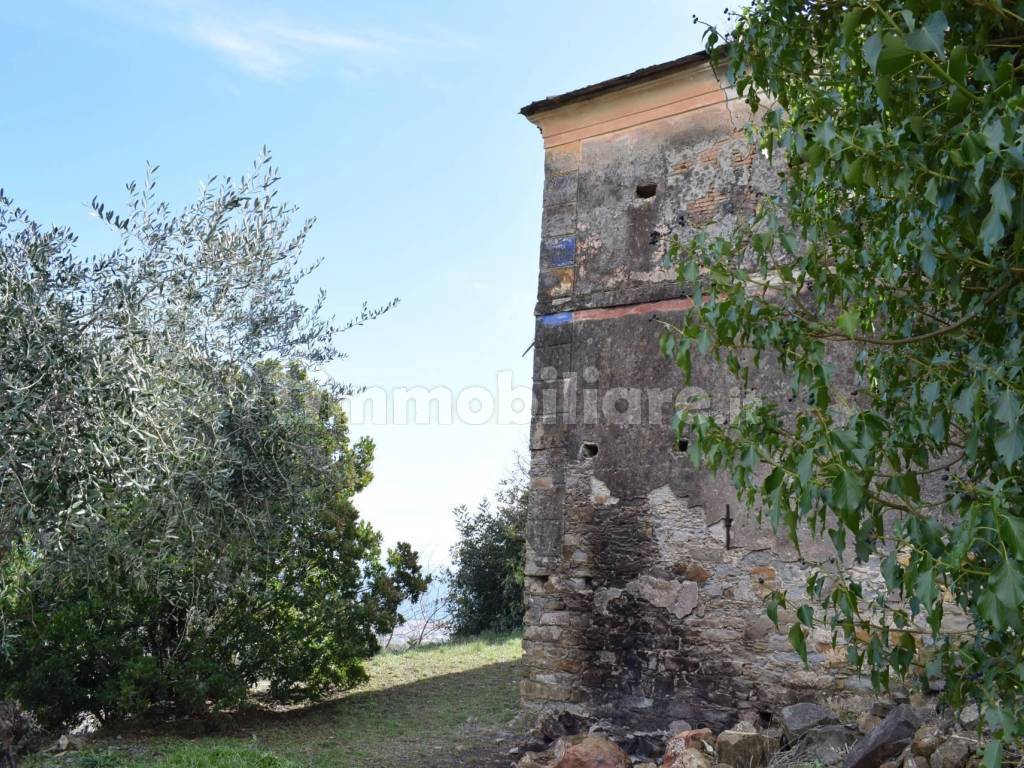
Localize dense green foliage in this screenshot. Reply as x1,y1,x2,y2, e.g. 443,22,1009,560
446,466,527,637
0,154,426,727
669,0,1024,754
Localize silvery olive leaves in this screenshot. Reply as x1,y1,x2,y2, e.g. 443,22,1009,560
0,153,424,726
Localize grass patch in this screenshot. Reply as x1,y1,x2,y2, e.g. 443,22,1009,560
31,634,523,768
64,746,298,768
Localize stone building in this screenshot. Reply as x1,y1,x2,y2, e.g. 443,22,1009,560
518,52,868,729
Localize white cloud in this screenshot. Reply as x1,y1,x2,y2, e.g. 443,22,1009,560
189,24,288,76
83,0,467,80
268,24,385,53
187,18,393,77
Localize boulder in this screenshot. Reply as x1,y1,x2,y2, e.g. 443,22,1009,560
587,721,626,744
781,702,841,741
517,736,552,756
666,728,715,753
519,751,557,768
717,728,768,768
553,734,631,768
56,734,83,752
664,731,715,768
958,706,979,729
540,711,593,741
911,726,943,759
518,735,587,766
844,705,921,768
615,731,665,759
669,720,695,736
858,713,883,734
664,746,715,768
796,725,861,767
929,737,972,768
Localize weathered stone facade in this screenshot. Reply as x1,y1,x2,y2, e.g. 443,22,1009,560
519,53,873,729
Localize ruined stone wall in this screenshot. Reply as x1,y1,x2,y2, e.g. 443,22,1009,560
521,59,877,730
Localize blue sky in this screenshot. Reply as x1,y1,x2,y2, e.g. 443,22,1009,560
3,0,716,565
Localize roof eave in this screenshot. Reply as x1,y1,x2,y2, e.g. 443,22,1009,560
519,48,713,119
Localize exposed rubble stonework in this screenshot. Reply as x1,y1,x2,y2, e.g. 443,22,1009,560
518,53,877,730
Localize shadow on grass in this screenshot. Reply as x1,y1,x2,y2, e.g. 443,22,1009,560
82,657,522,768
97,658,521,737
230,659,520,731
66,636,524,768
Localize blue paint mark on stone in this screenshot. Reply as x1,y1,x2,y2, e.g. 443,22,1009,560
541,236,576,268
540,312,573,326
549,236,575,267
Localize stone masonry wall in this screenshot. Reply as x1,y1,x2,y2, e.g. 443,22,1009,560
522,61,880,731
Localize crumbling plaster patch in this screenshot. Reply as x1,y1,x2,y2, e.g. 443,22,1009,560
648,485,711,566
628,575,699,620
590,477,619,506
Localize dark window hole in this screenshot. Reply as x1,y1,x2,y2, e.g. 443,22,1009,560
580,442,599,459
636,183,657,199
675,437,689,453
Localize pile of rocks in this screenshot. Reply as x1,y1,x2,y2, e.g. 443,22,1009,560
511,703,983,768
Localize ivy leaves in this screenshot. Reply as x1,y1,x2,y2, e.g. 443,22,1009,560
994,425,1024,469
831,469,865,518
864,11,948,77
981,176,1016,252
678,0,1024,752
905,11,948,58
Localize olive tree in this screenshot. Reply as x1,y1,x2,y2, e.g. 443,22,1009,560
667,1,1024,755
0,153,426,726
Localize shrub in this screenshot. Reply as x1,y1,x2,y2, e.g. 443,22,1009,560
0,155,426,727
446,462,527,637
